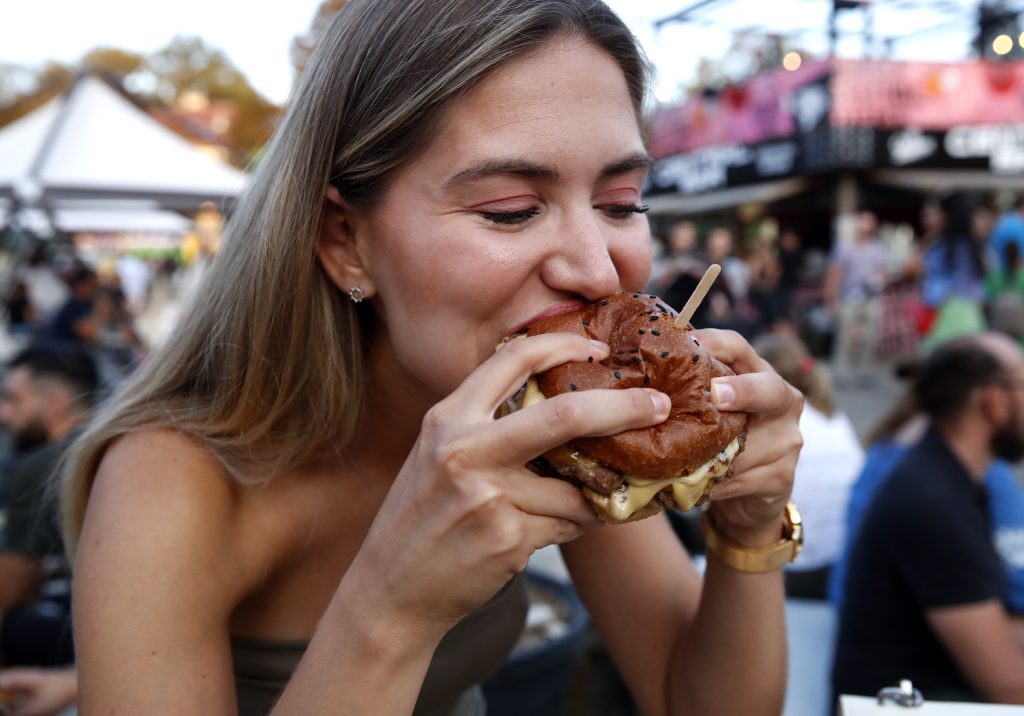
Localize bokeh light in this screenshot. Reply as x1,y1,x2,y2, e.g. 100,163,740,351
993,34,1013,55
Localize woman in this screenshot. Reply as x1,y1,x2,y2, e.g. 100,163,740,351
921,194,988,351
754,334,863,600
60,2,802,714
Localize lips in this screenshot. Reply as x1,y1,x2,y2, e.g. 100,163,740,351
511,299,588,336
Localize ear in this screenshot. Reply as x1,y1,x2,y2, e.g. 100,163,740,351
316,185,376,299
981,384,1011,427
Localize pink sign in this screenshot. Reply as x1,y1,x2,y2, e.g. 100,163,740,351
649,60,831,160
830,59,1024,129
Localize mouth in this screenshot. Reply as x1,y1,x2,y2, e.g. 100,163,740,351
511,299,589,336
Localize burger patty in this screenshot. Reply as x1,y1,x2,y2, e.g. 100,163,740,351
531,429,746,509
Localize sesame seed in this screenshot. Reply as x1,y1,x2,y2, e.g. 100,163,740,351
582,318,590,326
587,356,594,363
643,375,650,385
661,351,669,358
632,357,641,365
614,371,621,379
651,329,661,336
693,338,700,346
570,384,578,391
692,354,700,363
632,293,639,298
600,300,609,306
638,329,646,335
649,315,659,322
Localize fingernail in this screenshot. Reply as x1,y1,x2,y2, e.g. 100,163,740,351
648,391,671,418
589,339,610,353
711,379,735,407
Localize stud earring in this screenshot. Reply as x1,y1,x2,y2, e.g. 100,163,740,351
347,286,366,303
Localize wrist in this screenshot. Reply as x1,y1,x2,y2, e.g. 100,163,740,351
701,501,803,573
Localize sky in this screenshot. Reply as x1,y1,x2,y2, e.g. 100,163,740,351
1,1,984,106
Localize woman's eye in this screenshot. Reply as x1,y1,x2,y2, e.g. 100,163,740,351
479,208,542,225
598,203,650,220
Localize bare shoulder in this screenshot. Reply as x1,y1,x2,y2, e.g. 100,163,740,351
78,427,250,609
74,429,249,711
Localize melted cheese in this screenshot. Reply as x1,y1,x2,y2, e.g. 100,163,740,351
515,378,742,522
583,437,741,521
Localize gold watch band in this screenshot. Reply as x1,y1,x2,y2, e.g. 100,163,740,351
700,500,804,573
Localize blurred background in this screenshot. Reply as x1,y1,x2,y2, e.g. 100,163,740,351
4,1,1024,715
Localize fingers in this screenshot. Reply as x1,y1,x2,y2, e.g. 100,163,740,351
503,471,601,527
711,371,801,418
454,333,609,416
692,328,772,375
483,387,671,465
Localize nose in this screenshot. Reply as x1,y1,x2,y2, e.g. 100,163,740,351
539,214,623,300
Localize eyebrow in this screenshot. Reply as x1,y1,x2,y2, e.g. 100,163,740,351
441,152,655,190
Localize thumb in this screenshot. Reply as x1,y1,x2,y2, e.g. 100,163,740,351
711,372,798,416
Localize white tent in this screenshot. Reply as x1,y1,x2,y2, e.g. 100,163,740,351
0,75,247,218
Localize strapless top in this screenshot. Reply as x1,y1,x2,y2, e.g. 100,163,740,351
231,572,527,715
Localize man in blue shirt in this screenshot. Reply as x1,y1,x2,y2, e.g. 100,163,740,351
833,333,1024,705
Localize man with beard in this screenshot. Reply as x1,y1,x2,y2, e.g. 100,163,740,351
0,346,97,666
833,332,1024,707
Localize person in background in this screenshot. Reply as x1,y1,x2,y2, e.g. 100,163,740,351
657,220,711,317
707,227,749,302
832,333,1024,705
754,334,863,599
824,210,888,386
44,267,108,348
60,2,803,714
829,369,1024,615
19,247,67,328
747,235,782,333
920,195,988,352
4,282,36,336
0,346,98,668
775,228,804,328
921,194,986,309
991,195,1024,271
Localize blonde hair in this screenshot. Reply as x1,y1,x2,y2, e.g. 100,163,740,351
60,0,650,555
753,333,837,418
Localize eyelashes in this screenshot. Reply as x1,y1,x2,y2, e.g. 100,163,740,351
480,208,542,225
479,204,649,226
599,203,650,218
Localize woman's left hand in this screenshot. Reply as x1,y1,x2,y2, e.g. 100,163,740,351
692,328,803,545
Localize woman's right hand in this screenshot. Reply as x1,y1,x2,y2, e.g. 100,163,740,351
344,332,673,637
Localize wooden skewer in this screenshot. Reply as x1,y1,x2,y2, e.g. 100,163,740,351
674,263,721,328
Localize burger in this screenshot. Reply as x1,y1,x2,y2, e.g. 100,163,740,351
504,292,748,524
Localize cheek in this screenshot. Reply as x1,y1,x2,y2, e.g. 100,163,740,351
616,230,654,290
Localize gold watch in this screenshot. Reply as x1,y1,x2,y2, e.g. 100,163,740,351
700,501,803,573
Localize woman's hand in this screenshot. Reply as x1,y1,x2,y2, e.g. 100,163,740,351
694,328,803,546
346,333,673,637
0,667,77,716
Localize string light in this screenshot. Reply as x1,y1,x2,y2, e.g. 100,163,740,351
993,34,1013,55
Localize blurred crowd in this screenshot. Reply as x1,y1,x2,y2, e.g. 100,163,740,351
0,192,1023,714
0,238,210,715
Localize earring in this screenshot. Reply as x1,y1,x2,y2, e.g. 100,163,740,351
347,286,366,303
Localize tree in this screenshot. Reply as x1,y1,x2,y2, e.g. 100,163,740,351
82,48,146,86
0,61,73,129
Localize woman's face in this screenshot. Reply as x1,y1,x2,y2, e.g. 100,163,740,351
354,36,652,401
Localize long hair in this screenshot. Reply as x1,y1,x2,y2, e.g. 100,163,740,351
59,0,650,555
752,334,837,418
